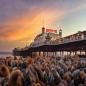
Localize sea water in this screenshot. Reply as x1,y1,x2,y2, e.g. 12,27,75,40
0,53,12,58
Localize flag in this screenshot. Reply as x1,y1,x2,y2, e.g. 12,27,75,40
46,29,57,33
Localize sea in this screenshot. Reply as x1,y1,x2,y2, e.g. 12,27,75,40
0,53,13,58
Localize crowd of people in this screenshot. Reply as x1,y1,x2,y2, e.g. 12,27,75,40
0,55,86,86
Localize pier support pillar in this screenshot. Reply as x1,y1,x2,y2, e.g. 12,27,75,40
85,50,86,56
80,50,82,56
73,51,76,56
55,52,57,56
69,51,71,57
62,51,64,56
60,51,61,57
43,52,45,57
53,52,54,56
46,52,48,57
73,51,75,56
53,52,56,57
67,51,68,56
39,52,41,56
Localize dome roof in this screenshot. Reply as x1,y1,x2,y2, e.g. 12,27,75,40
34,33,42,41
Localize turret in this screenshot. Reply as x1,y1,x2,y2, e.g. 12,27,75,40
42,27,45,34
59,29,62,38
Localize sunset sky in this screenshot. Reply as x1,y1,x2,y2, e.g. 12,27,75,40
0,0,86,52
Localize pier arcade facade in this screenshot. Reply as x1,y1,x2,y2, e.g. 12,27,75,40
13,27,86,57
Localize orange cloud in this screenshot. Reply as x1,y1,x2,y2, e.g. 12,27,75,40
0,9,65,44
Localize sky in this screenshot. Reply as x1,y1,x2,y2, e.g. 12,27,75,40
0,0,86,52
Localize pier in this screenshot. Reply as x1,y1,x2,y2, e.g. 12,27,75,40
13,27,86,57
